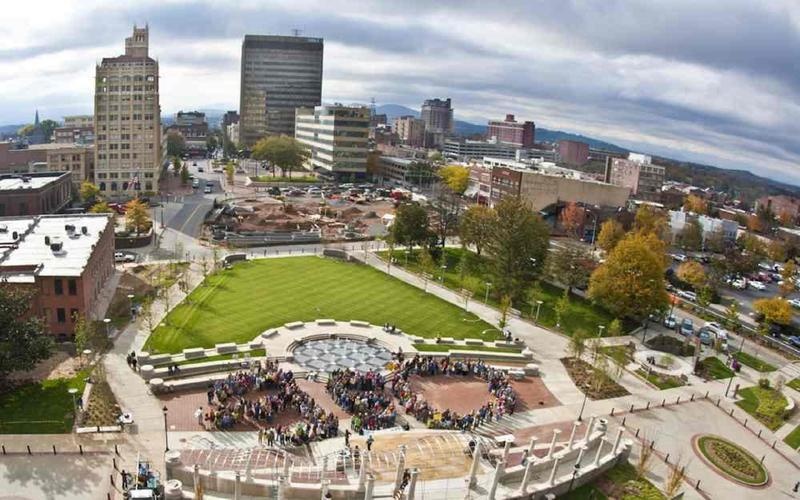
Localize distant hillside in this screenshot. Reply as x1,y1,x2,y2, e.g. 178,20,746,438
534,129,627,153
654,157,800,203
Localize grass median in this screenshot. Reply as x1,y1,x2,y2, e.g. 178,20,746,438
144,257,499,354
733,351,777,372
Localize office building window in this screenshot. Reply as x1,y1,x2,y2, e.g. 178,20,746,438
68,279,77,295
54,279,64,295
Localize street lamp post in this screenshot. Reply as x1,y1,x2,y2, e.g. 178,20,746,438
440,265,447,283
405,250,410,266
725,373,736,398
535,300,543,323
484,282,492,304
103,318,111,338
567,463,581,492
598,324,606,337
577,391,588,422
162,405,170,452
127,294,136,319
68,387,79,424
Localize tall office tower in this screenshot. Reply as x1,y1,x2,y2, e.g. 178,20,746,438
94,25,161,195
420,98,453,148
239,35,324,146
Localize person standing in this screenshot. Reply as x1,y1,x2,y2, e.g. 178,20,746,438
366,434,374,451
344,429,351,448
194,407,203,427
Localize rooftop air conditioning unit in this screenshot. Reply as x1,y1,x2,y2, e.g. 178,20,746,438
0,224,6,233
81,226,88,235
44,235,50,245
50,242,65,255
65,224,75,233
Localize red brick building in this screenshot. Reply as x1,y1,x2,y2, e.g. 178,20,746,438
487,114,535,148
557,140,590,167
0,214,115,339
0,142,47,174
0,172,72,216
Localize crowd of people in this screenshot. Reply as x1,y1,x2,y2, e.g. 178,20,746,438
200,361,340,445
326,368,398,432
389,356,518,430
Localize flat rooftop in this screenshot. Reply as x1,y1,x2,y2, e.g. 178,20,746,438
0,214,111,281
0,173,68,191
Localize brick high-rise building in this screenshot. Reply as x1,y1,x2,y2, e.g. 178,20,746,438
420,98,453,148
557,140,590,167
93,25,161,196
239,35,324,146
487,114,534,148
604,153,665,201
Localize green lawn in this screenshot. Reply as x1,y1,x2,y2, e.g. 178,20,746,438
733,351,777,372
413,344,522,353
144,257,499,354
174,349,267,367
788,377,800,392
636,368,686,390
735,386,788,431
379,247,631,337
0,367,92,434
783,424,800,448
697,357,734,380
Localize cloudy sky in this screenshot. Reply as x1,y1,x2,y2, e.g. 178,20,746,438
2,0,800,183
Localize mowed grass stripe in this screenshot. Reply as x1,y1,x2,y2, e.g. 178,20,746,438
144,257,499,353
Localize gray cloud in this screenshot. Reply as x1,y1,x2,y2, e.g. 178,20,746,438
2,0,800,184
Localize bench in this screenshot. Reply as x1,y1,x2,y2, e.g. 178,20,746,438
464,339,485,346
508,369,526,380
437,337,456,344
248,340,263,350
524,363,540,376
183,347,206,359
261,329,279,338
215,343,237,354
315,319,336,326
285,321,304,329
350,320,370,327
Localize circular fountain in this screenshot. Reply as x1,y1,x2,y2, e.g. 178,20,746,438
292,337,393,373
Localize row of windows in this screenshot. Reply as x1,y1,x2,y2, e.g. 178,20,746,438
99,75,155,83
98,181,153,191
54,279,77,296
96,172,155,179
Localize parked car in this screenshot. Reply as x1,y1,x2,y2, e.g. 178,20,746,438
671,253,687,262
787,336,800,348
731,278,747,290
663,314,677,329
680,318,694,336
198,167,204,173
204,186,212,194
698,328,713,346
749,281,767,291
114,252,135,263
704,322,729,341
677,290,697,302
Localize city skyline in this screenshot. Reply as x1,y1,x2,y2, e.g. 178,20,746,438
2,1,800,183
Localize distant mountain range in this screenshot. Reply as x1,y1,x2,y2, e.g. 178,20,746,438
375,104,626,152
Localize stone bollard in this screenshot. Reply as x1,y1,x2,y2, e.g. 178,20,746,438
527,436,538,455
394,446,407,492
520,458,536,493
407,468,420,500
487,458,505,500
276,475,287,500
548,456,561,485
193,464,201,499
547,429,562,459
567,421,581,450
234,471,241,500
583,416,596,442
364,473,375,500
613,428,626,454
468,441,483,487
140,364,155,381
593,439,605,465
320,479,330,500
502,439,512,462
164,479,183,499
